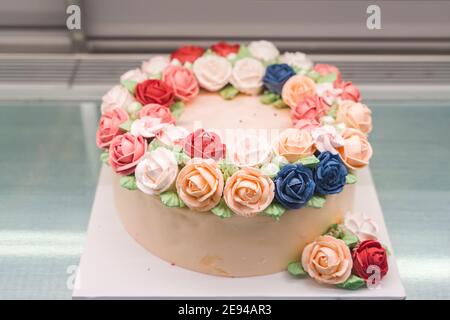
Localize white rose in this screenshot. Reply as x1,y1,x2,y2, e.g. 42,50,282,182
230,57,265,95
315,82,342,105
120,68,147,84
248,40,279,62
141,55,170,75
100,85,135,114
231,134,273,167
130,116,167,138
193,55,232,91
156,124,190,148
280,52,313,72
311,125,344,155
344,211,378,241
135,148,179,195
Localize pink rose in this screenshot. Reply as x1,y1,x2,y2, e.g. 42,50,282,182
183,129,226,160
338,81,361,102
162,65,199,102
109,133,147,175
336,100,372,134
138,104,175,124
291,95,330,125
96,108,129,149
338,128,373,170
293,118,320,131
313,64,342,86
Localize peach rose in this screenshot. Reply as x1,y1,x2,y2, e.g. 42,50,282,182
336,100,372,134
338,128,373,170
301,235,353,285
275,128,316,163
281,75,316,108
176,158,224,212
223,167,275,217
162,65,199,102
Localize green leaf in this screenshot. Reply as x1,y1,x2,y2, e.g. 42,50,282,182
173,150,190,166
260,91,280,104
263,202,286,220
323,223,344,238
119,120,133,132
127,102,142,120
307,195,326,208
260,163,280,179
287,261,306,277
327,106,337,119
272,99,289,109
317,72,337,84
219,85,239,100
346,173,358,184
121,79,137,94
218,160,239,182
148,139,164,152
148,72,162,80
336,275,366,290
342,232,359,248
160,191,185,208
296,155,320,169
100,151,109,165
170,101,184,119
120,175,137,191
232,45,251,62
211,199,234,219
306,70,321,82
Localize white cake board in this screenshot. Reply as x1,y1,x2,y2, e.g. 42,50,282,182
73,165,406,300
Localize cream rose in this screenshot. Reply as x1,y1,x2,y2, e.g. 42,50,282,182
120,68,147,84
248,40,279,62
135,147,178,195
231,134,273,167
281,75,316,108
100,85,135,114
130,116,167,138
344,211,378,241
156,124,190,148
301,235,353,285
280,51,313,72
176,158,224,212
336,100,372,134
274,128,316,163
192,55,232,92
311,125,344,155
230,57,265,95
338,128,373,170
141,55,170,75
223,167,275,217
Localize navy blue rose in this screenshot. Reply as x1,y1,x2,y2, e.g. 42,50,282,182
274,163,315,209
263,63,296,95
314,152,348,195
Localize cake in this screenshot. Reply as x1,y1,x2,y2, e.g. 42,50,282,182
97,40,389,289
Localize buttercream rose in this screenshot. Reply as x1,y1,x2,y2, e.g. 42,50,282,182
275,128,316,163
211,41,240,57
315,82,342,106
109,133,147,175
274,163,315,209
281,75,316,108
344,211,378,241
338,81,361,102
176,158,224,212
301,235,353,285
311,125,344,154
314,151,348,195
135,147,178,195
352,240,389,281
96,108,129,149
141,55,170,75
313,63,342,85
138,103,175,124
291,95,330,125
338,128,373,170
162,65,199,102
230,57,265,95
248,40,279,62
156,124,189,148
170,45,205,64
280,51,313,72
135,79,175,107
263,63,296,95
183,129,226,160
101,85,135,114
130,116,167,139
193,55,232,92
120,68,147,84
294,118,320,131
336,100,372,134
223,167,275,217
231,135,273,167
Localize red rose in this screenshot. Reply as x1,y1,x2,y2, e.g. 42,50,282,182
170,45,205,64
109,133,147,175
183,129,226,160
338,81,361,102
291,95,330,125
138,103,176,124
352,240,389,282
211,41,240,57
313,64,342,86
96,108,129,149
135,79,174,107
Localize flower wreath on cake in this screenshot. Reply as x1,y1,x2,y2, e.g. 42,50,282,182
96,40,389,289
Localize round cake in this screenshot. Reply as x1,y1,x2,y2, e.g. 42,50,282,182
96,41,386,288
